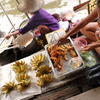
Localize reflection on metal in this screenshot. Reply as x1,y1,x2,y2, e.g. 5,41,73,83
0,24,15,46
0,3,16,31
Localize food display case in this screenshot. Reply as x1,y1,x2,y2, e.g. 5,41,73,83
45,37,85,79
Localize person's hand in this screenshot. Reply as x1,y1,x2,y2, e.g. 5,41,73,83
5,31,20,40
82,43,96,51
5,33,12,40
57,35,67,44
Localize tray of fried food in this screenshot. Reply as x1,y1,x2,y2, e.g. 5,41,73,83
45,37,85,78
48,43,77,70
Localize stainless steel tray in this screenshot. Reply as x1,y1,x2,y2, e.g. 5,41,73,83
45,37,85,79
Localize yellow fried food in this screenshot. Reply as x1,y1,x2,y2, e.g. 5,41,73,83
37,74,53,86
12,61,27,74
64,55,68,61
15,73,29,82
70,50,77,57
1,82,16,94
16,79,31,92
47,43,77,71
30,53,45,70
36,65,52,77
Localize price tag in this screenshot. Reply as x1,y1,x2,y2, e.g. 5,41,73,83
45,28,66,44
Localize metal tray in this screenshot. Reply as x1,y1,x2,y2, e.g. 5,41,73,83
45,37,85,79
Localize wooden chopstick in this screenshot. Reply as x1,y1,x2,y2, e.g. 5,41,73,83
0,42,18,49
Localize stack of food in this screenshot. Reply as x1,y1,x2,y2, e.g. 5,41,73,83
30,53,53,86
47,43,77,71
45,38,85,79
1,61,31,94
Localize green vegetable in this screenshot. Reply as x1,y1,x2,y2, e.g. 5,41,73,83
80,51,96,67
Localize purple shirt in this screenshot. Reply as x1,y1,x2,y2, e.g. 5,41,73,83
18,9,59,34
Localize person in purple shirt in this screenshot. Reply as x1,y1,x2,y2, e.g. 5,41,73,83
5,0,59,40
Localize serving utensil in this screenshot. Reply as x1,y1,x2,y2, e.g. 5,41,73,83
54,39,70,47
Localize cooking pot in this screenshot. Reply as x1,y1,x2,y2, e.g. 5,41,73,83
13,31,37,57
17,19,44,57
19,19,29,29
0,49,17,66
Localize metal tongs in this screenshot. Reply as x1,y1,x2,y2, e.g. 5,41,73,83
53,42,60,47
54,39,70,47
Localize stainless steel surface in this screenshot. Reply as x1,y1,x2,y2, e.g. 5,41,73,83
0,25,15,47
0,38,5,46
45,37,85,79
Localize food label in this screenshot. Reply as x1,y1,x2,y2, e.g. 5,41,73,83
45,28,66,44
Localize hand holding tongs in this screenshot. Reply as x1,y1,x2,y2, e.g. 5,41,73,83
54,39,69,47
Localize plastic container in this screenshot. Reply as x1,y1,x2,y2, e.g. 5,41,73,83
80,51,96,67
73,37,87,51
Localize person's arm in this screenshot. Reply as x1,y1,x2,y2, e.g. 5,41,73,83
82,41,100,51
5,30,20,40
92,41,100,48
65,8,98,38
18,16,38,35
58,8,98,43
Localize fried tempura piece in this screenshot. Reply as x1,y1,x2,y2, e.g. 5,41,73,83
60,45,66,49
50,56,57,60
47,44,55,52
64,55,68,61
57,64,62,71
70,50,77,57
47,42,77,72
67,45,73,51
54,57,60,66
